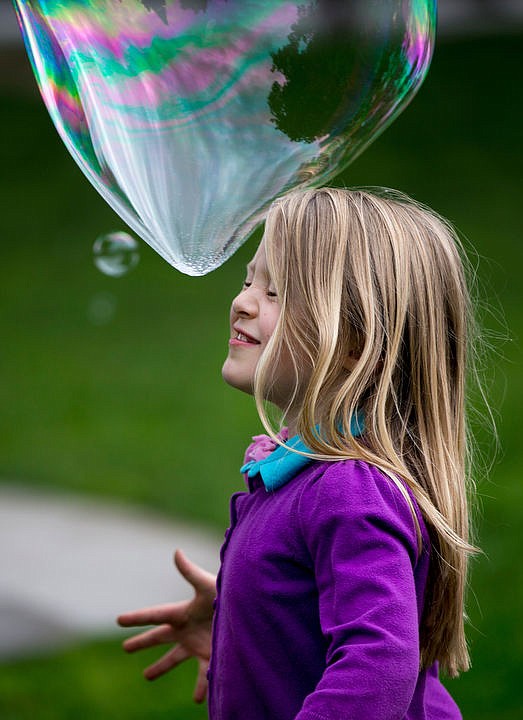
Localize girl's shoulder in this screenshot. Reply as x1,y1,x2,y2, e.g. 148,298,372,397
301,456,412,503
297,458,429,562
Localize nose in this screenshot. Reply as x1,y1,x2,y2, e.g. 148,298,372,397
231,286,258,318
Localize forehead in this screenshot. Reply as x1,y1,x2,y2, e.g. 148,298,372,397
246,240,269,275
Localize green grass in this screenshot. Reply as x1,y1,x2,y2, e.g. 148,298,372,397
1,33,522,719
0,638,207,720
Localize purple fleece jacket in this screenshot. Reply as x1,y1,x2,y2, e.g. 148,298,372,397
207,449,461,719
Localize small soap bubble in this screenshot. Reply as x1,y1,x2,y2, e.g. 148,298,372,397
87,292,117,326
93,231,140,278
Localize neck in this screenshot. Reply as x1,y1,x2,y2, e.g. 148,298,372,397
285,424,297,438
283,411,299,439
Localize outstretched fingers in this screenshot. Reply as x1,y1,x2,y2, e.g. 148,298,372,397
117,601,188,629
143,644,191,681
174,549,216,594
193,659,210,704
122,623,175,654
117,551,215,689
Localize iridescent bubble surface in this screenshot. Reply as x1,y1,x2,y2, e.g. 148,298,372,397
14,0,436,275
93,231,140,277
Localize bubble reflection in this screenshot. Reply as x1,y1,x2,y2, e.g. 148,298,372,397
93,232,140,278
15,0,436,275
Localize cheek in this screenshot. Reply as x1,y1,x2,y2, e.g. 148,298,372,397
260,308,281,342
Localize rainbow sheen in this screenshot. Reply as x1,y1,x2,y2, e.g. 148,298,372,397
13,0,436,275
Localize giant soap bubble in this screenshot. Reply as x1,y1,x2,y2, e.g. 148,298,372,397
14,0,436,275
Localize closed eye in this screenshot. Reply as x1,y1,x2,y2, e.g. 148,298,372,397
241,280,277,298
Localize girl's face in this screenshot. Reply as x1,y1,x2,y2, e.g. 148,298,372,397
222,240,297,410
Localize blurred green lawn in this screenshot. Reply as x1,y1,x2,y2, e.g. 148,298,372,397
1,33,522,719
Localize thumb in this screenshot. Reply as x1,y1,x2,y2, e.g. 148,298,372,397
174,549,215,593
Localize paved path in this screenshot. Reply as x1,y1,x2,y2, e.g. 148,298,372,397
0,485,221,659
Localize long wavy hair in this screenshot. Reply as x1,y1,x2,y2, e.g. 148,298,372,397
254,187,482,677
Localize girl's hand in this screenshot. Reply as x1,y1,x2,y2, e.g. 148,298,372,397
117,549,217,703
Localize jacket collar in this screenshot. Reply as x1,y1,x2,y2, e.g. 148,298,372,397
240,413,364,492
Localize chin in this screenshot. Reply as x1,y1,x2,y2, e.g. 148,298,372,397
221,362,254,396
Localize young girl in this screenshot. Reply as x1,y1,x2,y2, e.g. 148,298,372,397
118,187,479,719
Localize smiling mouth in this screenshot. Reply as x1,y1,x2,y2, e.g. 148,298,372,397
231,329,260,345
237,332,257,343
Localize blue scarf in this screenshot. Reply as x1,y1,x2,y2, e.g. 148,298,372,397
241,413,364,492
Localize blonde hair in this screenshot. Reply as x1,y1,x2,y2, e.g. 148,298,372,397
255,187,482,677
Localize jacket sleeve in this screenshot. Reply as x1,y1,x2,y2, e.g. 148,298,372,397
294,460,427,720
